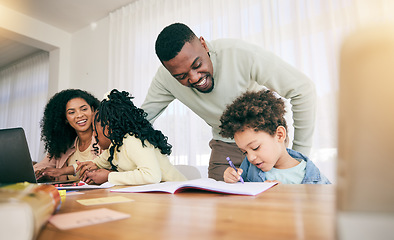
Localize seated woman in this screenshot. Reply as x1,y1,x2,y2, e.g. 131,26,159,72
34,89,101,182
77,89,186,185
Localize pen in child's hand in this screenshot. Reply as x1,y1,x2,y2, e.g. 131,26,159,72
226,157,244,184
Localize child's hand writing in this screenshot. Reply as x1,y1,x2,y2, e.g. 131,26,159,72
223,166,243,183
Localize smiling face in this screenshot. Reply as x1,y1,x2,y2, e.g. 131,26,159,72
163,37,214,93
65,98,94,134
234,127,289,172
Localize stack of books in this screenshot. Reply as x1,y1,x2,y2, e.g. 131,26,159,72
0,182,61,239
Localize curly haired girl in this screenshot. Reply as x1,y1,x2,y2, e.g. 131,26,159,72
77,89,186,185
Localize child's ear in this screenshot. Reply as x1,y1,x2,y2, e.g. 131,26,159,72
275,126,287,143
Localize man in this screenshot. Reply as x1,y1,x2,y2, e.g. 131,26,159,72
141,23,316,181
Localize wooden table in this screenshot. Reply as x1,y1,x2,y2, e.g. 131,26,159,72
37,184,335,240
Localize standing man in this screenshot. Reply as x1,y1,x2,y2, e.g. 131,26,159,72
141,23,316,181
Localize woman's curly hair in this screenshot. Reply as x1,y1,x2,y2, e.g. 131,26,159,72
95,89,172,171
219,90,287,138
40,89,100,159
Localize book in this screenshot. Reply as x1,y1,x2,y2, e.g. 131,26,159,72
111,178,277,196
0,182,61,240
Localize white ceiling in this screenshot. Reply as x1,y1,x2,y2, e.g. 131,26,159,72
0,0,138,69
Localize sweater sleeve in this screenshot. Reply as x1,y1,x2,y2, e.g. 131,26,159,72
106,136,163,185
251,50,316,156
141,67,176,123
33,154,56,171
92,150,111,169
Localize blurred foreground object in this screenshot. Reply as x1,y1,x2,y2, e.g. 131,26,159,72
0,183,61,240
337,23,394,240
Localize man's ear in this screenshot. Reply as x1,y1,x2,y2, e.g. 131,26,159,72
275,126,287,143
199,36,209,52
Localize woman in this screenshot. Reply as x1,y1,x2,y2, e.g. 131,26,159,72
34,89,101,182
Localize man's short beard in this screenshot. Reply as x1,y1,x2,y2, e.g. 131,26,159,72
196,76,214,93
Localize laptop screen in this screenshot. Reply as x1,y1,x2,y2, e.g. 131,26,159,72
0,127,37,183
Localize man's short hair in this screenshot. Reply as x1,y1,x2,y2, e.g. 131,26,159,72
155,23,197,62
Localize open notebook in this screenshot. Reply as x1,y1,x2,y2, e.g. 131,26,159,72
111,178,278,196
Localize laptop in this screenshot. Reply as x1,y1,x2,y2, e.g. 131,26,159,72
0,127,37,183
0,127,75,185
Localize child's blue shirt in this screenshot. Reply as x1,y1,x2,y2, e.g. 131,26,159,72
239,148,331,184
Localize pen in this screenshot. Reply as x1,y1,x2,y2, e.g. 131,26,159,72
226,157,244,184
55,182,85,187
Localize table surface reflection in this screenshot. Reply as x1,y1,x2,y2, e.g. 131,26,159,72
37,184,335,240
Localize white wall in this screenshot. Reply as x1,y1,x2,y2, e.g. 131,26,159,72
70,18,110,99
0,4,112,162
0,4,72,98
0,4,111,100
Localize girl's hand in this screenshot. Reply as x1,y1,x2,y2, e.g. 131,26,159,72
76,161,98,177
223,167,243,183
82,169,110,185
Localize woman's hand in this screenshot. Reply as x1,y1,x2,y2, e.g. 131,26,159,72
35,167,66,180
223,167,243,183
35,168,55,181
81,169,110,185
36,165,80,181
42,167,64,177
76,160,98,177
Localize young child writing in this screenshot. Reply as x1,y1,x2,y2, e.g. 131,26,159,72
76,89,187,185
219,90,330,184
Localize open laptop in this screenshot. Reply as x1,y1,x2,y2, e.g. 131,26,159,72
0,127,75,184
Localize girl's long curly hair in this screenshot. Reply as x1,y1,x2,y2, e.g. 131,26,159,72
219,90,287,139
95,89,172,171
40,89,100,159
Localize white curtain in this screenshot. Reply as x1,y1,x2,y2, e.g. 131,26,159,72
0,51,49,162
108,0,394,180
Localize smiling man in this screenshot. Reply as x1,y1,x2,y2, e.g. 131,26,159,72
141,23,316,181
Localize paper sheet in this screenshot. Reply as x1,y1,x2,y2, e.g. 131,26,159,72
77,196,134,206
49,208,130,230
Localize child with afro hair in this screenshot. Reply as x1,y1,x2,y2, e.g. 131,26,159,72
219,90,330,184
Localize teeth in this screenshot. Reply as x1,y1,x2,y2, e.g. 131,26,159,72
77,120,87,124
195,76,207,86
